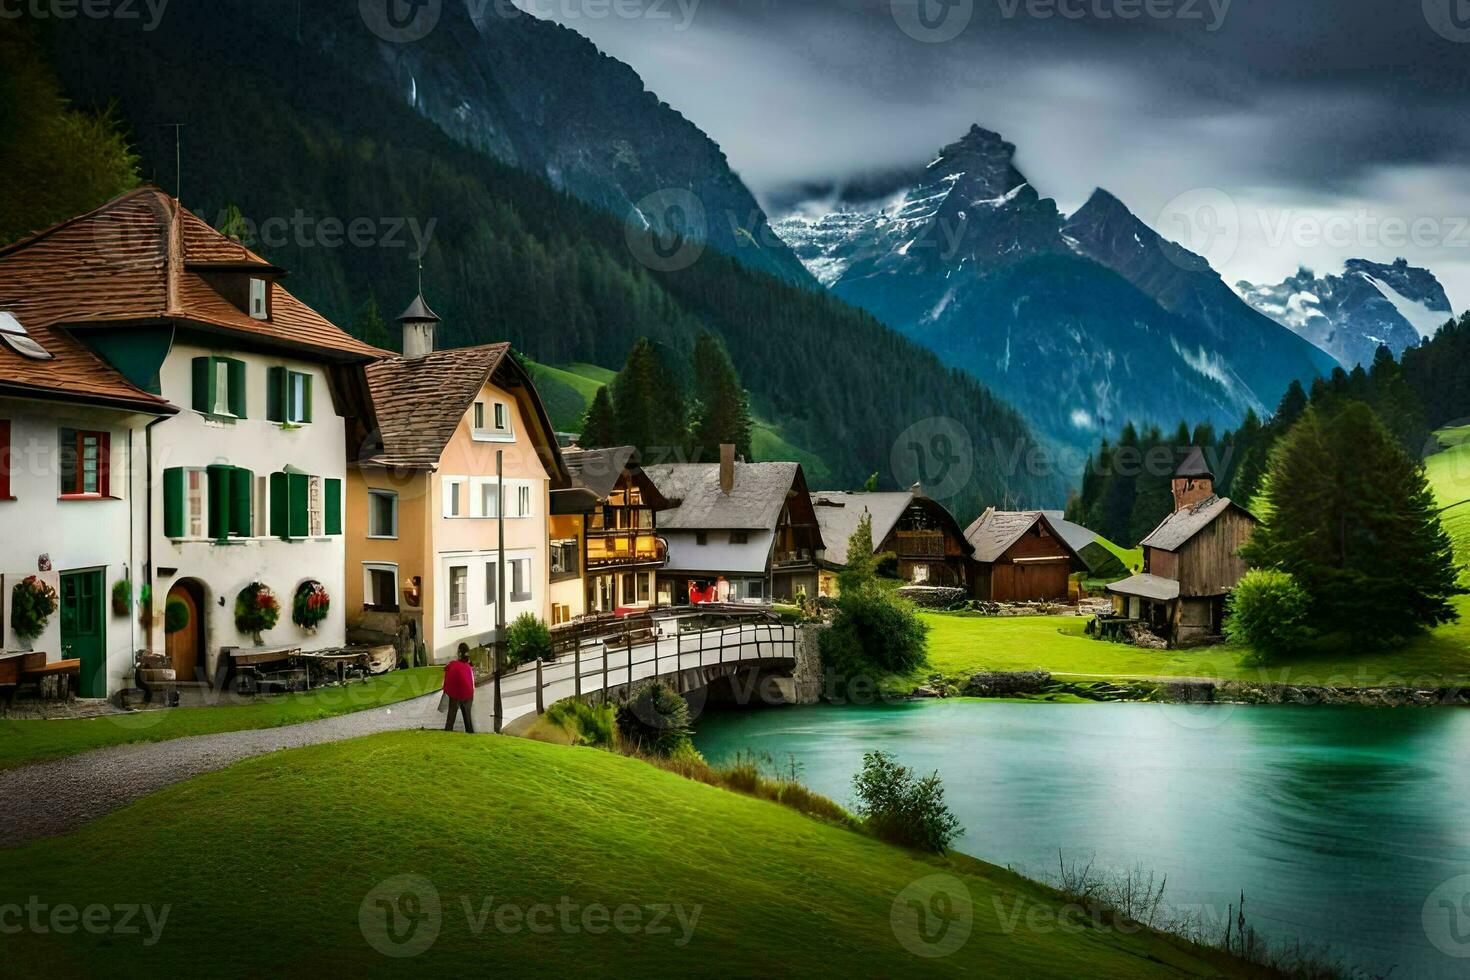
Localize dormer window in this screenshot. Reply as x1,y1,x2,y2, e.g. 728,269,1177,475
0,312,52,361
249,279,268,320
472,399,513,441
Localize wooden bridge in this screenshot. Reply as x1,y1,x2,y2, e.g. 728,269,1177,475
480,607,799,732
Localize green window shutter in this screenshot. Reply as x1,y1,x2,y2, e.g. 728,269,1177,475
192,357,214,413
206,464,232,541
301,374,313,423
227,358,247,418
270,471,289,539
288,471,309,539
163,467,185,538
266,366,286,422
325,477,342,535
230,467,254,536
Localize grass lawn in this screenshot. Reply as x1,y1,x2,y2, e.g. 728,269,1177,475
1425,427,1470,586
921,599,1470,687
0,667,440,772
1,731,1263,978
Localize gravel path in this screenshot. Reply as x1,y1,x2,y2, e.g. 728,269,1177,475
0,691,449,848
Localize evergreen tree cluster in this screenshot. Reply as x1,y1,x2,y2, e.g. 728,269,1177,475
1401,311,1470,430
579,332,754,464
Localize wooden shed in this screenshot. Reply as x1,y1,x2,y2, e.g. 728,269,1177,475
964,509,1086,602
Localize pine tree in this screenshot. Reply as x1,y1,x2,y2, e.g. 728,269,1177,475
609,338,688,462
351,293,396,351
689,330,753,463
1243,402,1463,642
580,386,617,449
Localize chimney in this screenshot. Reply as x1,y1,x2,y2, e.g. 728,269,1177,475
397,292,440,360
1171,447,1215,512
719,443,735,495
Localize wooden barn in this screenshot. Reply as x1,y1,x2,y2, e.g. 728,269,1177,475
812,487,974,596
964,509,1086,602
1107,449,1259,646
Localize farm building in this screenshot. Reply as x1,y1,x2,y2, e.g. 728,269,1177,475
964,509,1087,602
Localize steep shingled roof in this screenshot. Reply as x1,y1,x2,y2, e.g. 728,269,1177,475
362,343,511,468
1139,495,1255,552
811,491,916,566
644,462,800,531
1106,573,1181,602
564,446,639,500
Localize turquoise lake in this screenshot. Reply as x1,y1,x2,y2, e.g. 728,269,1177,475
693,700,1470,978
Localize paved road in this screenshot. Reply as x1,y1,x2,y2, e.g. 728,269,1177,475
0,622,794,847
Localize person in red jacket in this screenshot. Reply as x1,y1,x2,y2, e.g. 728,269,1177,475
442,644,476,733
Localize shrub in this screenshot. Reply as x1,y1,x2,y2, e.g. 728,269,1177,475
851,750,962,853
820,586,929,682
506,612,552,668
615,681,692,757
10,576,58,642
234,582,280,638
545,699,617,748
1225,569,1314,661
291,581,331,631
164,597,191,635
111,579,131,616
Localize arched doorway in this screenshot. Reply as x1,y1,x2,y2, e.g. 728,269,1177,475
165,580,206,684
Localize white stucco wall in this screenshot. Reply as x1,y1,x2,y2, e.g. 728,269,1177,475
147,342,348,680
0,398,149,695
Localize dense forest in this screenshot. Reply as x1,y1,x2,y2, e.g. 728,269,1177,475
6,14,1063,515
1069,313,1470,545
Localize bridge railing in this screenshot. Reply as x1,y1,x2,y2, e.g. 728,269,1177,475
488,608,796,731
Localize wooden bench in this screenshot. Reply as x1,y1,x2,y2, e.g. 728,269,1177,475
22,657,80,699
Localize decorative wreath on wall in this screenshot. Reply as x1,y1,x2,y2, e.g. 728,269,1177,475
234,582,280,640
164,597,192,635
292,581,331,631
10,576,58,643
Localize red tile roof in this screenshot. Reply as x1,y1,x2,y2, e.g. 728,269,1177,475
0,188,386,411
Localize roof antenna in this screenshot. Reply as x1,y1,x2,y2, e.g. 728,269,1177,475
163,122,184,201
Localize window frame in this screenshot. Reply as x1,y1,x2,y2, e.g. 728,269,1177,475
363,562,400,612
471,398,514,442
443,478,466,518
367,489,399,539
286,370,312,424
509,558,531,603
484,561,499,607
249,278,268,320
447,565,469,626
57,427,111,499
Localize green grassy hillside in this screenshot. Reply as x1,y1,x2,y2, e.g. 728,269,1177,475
1426,426,1470,585
2,731,1264,978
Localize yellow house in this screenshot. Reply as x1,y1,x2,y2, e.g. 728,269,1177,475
345,296,571,662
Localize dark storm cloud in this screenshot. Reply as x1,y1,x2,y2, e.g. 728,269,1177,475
522,0,1470,302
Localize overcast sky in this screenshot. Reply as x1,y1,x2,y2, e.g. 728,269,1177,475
519,0,1470,307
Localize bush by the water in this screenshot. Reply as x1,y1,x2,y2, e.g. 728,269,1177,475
822,512,929,682
1225,569,1314,661
615,681,692,757
851,750,962,853
546,699,617,748
506,612,553,668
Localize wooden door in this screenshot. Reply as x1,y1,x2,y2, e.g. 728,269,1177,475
60,570,106,698
165,583,203,683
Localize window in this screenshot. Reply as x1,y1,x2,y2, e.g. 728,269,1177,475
637,574,651,603
550,539,579,579
307,475,325,537
266,470,339,540
912,564,930,584
192,357,246,418
0,420,11,499
620,573,635,605
444,478,465,517
510,559,531,602
368,490,398,538
364,564,399,611
517,485,531,518
472,399,513,440
267,367,312,424
186,468,206,537
448,566,469,626
695,532,708,546
58,428,109,497
730,530,749,545
485,562,499,606
480,482,499,519
249,278,268,319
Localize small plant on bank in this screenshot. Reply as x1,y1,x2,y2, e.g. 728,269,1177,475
1225,569,1314,662
291,581,331,631
545,699,617,748
10,575,58,642
164,597,191,635
506,612,552,668
851,750,962,853
616,681,692,757
234,582,280,643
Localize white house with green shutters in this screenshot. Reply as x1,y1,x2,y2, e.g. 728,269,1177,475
0,189,384,696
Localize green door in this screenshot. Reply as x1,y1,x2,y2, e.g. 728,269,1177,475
60,570,106,698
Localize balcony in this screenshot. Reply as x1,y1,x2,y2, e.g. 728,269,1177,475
772,548,815,569
586,531,667,569
895,530,945,559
